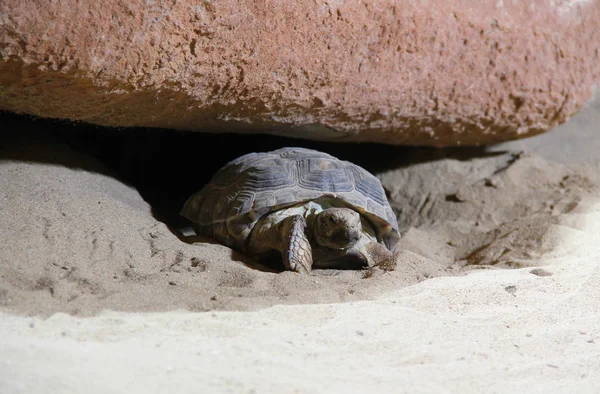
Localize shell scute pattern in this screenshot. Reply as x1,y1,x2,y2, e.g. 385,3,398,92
244,158,296,191
297,157,355,193
350,166,388,206
181,147,399,253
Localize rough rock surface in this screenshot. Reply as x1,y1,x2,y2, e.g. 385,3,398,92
1,0,599,146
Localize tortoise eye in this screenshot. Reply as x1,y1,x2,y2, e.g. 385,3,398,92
328,216,336,224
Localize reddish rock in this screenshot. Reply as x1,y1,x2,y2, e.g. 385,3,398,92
0,0,599,146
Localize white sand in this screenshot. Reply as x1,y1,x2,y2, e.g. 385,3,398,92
1,97,600,393
2,225,599,393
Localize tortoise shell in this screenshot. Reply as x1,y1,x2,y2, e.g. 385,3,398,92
181,147,399,253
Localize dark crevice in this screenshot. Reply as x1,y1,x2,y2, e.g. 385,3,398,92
1,111,509,235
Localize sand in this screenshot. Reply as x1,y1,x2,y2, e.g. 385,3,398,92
1,96,600,392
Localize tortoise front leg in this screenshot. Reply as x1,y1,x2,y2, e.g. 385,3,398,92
280,214,313,275
350,237,394,268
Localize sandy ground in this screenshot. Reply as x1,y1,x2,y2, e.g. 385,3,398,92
1,96,600,393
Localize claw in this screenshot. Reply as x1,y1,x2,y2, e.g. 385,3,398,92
371,250,400,271
288,253,311,275
296,264,311,276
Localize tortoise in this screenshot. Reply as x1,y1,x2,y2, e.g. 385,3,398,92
180,147,400,274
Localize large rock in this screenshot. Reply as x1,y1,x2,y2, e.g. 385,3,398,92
0,0,599,146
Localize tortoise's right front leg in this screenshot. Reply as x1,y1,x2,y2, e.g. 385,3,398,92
280,214,313,275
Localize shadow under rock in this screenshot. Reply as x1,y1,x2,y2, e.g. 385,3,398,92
1,111,511,236
0,111,117,178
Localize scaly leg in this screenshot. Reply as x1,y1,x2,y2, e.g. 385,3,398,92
280,214,312,275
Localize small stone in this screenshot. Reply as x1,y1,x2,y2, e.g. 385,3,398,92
504,285,517,296
530,268,553,277
484,178,498,187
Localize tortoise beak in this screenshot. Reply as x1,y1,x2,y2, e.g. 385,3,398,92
330,229,360,249
346,229,360,244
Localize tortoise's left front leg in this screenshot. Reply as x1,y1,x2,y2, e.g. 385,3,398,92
247,214,313,274
280,214,313,275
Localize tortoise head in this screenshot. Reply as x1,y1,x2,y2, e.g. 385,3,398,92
313,208,361,250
